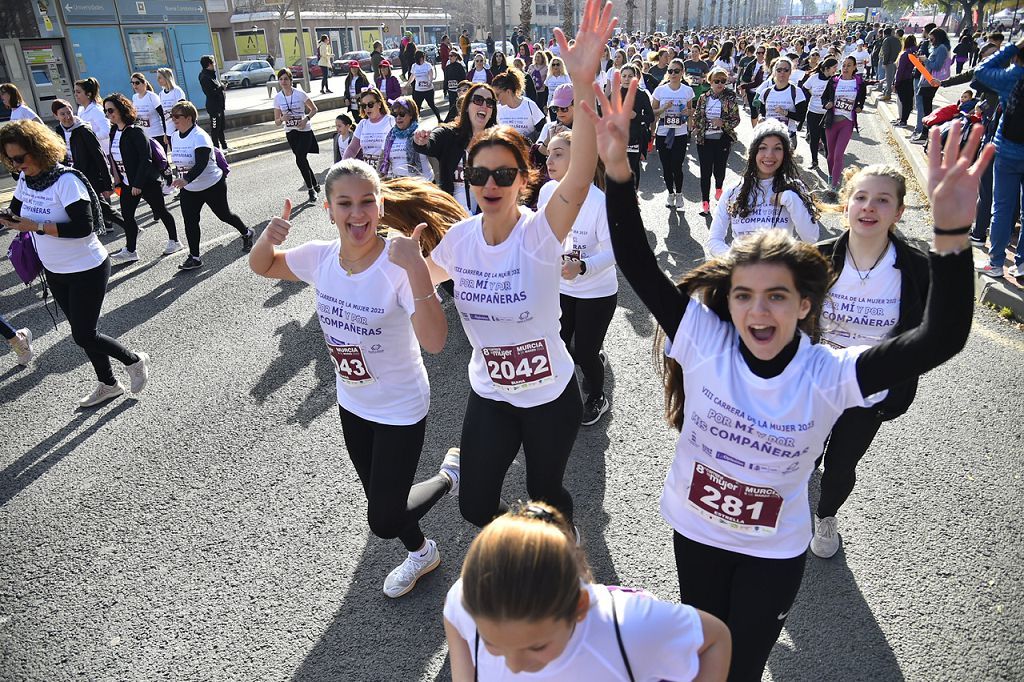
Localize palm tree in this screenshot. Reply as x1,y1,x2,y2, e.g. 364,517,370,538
520,0,533,36
626,0,637,31
562,0,575,34
649,0,658,32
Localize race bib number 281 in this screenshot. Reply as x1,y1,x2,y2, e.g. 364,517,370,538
687,462,783,534
482,339,553,393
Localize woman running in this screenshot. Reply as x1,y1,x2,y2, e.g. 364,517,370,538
444,502,731,681
752,57,807,150
413,82,498,214
821,56,867,195
652,58,695,209
376,96,432,181
590,78,992,682
103,94,181,263
375,60,402,101
408,50,442,121
541,131,617,426
1,84,43,123
156,68,185,152
619,65,653,189
494,70,546,142
129,73,166,147
706,120,819,258
528,50,549,109
443,53,468,122
250,160,466,598
342,88,394,170
801,57,838,171
423,0,614,529
168,101,253,270
273,68,320,203
344,61,371,117
0,120,150,407
691,67,741,216
74,78,109,152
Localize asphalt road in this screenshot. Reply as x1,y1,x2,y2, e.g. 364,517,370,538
1,100,1022,682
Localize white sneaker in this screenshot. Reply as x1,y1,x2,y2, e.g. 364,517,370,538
11,328,33,366
109,248,139,264
665,192,675,208
162,240,184,256
1010,263,1024,278
161,182,174,196
78,380,125,408
125,352,150,394
809,514,840,558
440,447,461,497
383,539,440,598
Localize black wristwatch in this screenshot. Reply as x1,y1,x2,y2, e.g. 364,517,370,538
578,260,587,275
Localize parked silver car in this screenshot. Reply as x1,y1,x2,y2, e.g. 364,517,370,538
222,60,275,88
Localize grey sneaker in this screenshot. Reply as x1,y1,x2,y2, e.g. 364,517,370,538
810,514,840,558
162,240,184,255
109,248,139,264
440,447,461,497
11,328,33,366
78,380,125,408
125,352,150,394
383,539,440,598
1010,263,1024,279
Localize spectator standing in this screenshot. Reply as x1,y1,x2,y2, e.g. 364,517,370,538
911,29,951,143
486,33,495,58
459,30,471,57
199,55,229,150
440,35,451,69
401,32,417,80
880,27,902,99
371,41,385,81
317,35,334,94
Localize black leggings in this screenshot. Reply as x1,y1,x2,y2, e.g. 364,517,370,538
559,292,616,397
895,79,915,125
100,194,125,229
656,133,689,193
46,258,138,385
445,92,460,122
696,136,730,202
413,89,442,120
119,180,177,252
286,130,318,190
674,532,807,682
179,176,248,257
320,71,330,92
208,111,227,149
338,406,449,552
917,85,938,130
816,406,884,519
805,111,829,165
1,313,16,340
458,377,583,527
627,150,642,189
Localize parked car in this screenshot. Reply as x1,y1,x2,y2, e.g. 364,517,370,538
288,61,324,80
494,40,515,56
420,44,438,64
333,50,373,74
470,42,487,57
384,48,400,64
221,60,276,88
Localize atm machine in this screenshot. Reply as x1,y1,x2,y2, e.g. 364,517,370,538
0,38,75,122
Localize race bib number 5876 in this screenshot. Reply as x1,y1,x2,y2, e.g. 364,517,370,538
687,462,783,534
482,339,553,392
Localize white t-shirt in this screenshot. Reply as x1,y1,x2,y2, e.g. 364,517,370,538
538,181,618,298
852,49,871,72
171,125,223,192
411,62,434,91
804,74,830,115
653,83,695,136
545,73,571,90
14,172,106,274
754,82,806,132
444,580,704,681
78,102,109,144
833,77,859,120
470,68,490,83
132,91,164,138
497,97,545,139
821,243,901,349
337,133,353,159
9,104,39,122
285,238,431,425
109,129,128,185
381,133,434,181
430,207,574,408
662,300,887,559
159,85,186,138
707,179,820,258
353,115,396,167
275,89,313,133
703,96,724,138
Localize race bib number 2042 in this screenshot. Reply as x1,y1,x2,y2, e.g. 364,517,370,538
482,339,554,393
687,462,783,534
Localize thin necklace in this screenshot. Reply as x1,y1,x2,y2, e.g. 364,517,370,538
848,238,889,284
338,236,383,276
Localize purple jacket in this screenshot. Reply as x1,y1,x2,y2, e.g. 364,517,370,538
377,75,402,101
894,48,918,84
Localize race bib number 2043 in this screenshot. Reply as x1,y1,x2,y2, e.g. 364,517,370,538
482,339,554,393
687,462,783,534
327,343,375,386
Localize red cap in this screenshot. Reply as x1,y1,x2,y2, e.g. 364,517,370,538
349,60,360,68
380,59,392,68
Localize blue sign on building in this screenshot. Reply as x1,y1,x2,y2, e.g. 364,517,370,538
114,0,207,24
61,0,119,24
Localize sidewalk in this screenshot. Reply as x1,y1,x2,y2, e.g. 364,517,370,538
872,84,1024,321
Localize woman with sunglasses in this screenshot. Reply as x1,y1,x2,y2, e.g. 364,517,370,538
537,84,575,157
343,88,395,171
652,58,695,209
801,57,838,172
273,68,321,204
544,58,571,116
344,61,371,117
376,97,432,181
129,73,166,148
407,50,442,121
413,83,498,214
494,70,546,143
1,83,43,125
168,101,254,270
469,54,492,84
156,68,185,153
375,59,402,101
0,120,150,408
423,0,615,529
102,94,181,263
692,67,741,216
752,57,807,150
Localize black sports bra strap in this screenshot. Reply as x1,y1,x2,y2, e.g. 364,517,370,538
610,592,636,682
474,629,479,682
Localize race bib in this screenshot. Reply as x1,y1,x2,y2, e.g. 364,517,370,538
447,79,458,91
663,113,683,127
769,105,789,121
285,114,303,128
139,116,150,128
115,159,126,177
417,78,431,90
627,143,640,153
327,343,375,386
563,248,582,261
835,97,855,112
363,153,380,167
454,165,465,182
687,462,783,534
481,339,554,393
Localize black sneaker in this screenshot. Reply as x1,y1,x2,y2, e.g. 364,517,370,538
969,236,986,246
241,227,255,252
308,188,317,203
581,393,609,426
178,255,203,270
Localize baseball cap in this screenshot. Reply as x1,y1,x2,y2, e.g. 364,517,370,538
349,60,360,68
379,59,392,68
550,83,574,107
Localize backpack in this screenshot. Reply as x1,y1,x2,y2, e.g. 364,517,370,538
148,137,169,172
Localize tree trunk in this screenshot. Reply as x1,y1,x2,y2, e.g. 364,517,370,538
650,0,658,32
562,0,575,35
626,0,637,32
520,0,533,36
707,0,715,27
681,0,689,30
667,0,675,32
695,0,703,28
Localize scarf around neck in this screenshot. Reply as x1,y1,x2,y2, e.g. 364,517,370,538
377,121,421,178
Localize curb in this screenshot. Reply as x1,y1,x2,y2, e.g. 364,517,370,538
875,95,1024,322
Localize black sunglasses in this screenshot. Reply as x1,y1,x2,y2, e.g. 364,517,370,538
470,94,496,108
466,166,523,187
7,152,27,164
667,68,682,74
131,80,143,85
711,79,727,84
552,104,572,113
359,100,378,109
104,107,117,114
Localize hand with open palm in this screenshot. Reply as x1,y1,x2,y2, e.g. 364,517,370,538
580,70,639,184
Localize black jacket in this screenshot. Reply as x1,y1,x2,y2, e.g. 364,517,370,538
108,124,162,189
413,124,470,196
54,121,113,193
199,67,226,113
443,62,468,93
816,232,930,420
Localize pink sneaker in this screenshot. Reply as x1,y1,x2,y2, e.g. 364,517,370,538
701,201,710,214
714,188,723,200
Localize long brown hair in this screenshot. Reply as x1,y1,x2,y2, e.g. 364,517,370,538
654,230,832,430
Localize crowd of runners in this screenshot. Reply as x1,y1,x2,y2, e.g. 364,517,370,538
2,0,1021,678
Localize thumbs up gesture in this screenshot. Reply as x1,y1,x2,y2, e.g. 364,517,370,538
388,222,428,272
265,199,293,246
